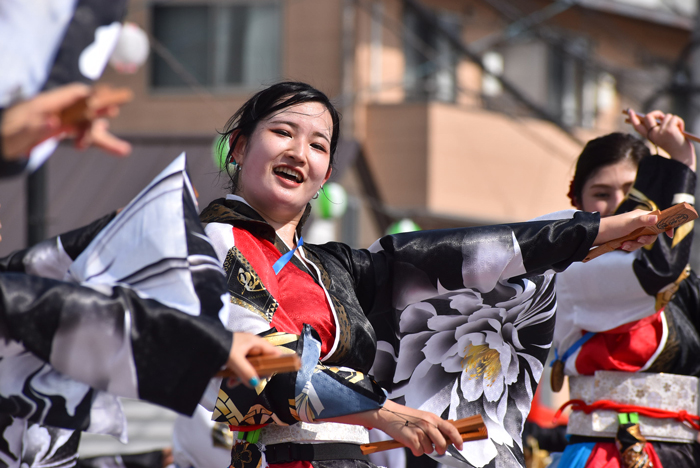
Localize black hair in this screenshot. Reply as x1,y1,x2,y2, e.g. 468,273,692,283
569,132,651,203
217,81,341,192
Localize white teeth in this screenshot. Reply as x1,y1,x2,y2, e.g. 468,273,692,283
275,167,302,183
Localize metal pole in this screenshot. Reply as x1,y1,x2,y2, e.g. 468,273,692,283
26,165,47,246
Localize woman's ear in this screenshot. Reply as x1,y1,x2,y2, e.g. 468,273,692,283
572,197,583,210
323,166,333,185
230,130,247,165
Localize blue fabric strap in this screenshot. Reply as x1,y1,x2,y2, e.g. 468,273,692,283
273,236,303,275
551,331,596,366
555,442,597,468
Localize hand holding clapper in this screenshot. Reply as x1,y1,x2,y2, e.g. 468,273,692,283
583,202,697,262
359,414,488,455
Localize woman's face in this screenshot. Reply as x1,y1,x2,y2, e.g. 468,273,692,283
576,159,637,217
234,101,333,223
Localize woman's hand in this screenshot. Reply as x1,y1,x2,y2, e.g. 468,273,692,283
0,83,131,159
74,117,131,156
321,400,464,457
627,109,696,171
222,332,281,389
594,209,667,250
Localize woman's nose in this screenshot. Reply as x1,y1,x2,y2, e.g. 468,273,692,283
288,137,308,162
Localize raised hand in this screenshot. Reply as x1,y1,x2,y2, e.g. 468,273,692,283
627,109,696,171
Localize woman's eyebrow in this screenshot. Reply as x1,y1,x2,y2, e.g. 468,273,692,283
269,119,331,143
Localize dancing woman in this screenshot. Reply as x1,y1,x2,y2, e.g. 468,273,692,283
179,81,662,468
551,110,699,468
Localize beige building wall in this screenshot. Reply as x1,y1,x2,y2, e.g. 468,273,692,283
365,103,583,223
365,103,429,209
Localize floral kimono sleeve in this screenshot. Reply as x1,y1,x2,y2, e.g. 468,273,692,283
314,212,599,468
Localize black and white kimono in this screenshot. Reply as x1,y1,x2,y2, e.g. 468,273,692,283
201,196,600,468
0,155,233,466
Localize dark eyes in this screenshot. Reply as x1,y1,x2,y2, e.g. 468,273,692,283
271,129,328,153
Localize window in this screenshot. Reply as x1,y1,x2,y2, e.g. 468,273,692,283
151,2,281,90
497,35,608,128
547,38,595,127
403,6,461,103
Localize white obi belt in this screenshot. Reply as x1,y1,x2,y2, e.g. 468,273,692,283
567,370,699,443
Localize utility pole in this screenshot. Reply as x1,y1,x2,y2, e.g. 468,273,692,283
26,164,47,247
341,0,356,139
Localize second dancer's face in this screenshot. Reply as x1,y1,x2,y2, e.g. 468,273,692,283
576,160,637,217
234,101,333,224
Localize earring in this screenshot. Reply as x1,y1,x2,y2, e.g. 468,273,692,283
313,190,320,200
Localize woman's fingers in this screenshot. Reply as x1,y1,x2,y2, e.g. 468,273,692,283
403,427,436,457
419,419,446,455
416,430,435,457
675,114,686,132
627,108,648,136
37,83,92,114
413,415,462,456
620,235,656,251
439,418,464,451
642,111,658,133
226,332,281,388
425,424,450,456
89,119,132,156
394,407,463,456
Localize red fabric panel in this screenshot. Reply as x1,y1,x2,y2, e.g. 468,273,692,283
270,462,312,468
584,441,662,468
232,227,336,356
528,385,568,427
575,311,664,375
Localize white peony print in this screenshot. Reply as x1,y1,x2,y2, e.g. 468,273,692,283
379,276,556,468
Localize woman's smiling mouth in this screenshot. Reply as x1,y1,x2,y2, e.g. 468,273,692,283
274,166,304,183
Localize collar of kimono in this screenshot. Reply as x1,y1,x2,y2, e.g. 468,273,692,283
199,195,311,242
